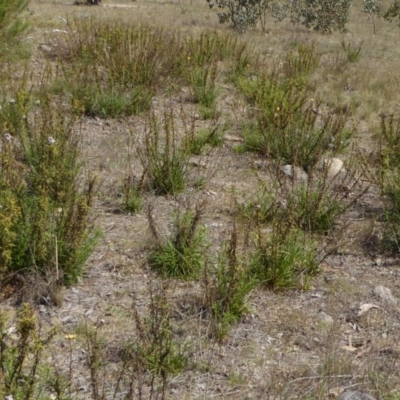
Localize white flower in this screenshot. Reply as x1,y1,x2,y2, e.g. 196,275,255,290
4,133,12,142
47,136,56,145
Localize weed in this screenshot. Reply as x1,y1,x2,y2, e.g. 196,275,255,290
139,109,191,196
375,114,400,251
341,39,363,63
245,99,353,172
236,185,276,224
147,202,207,279
189,63,219,119
122,281,188,399
202,220,254,341
122,175,143,214
184,125,225,155
240,47,353,171
284,180,346,233
249,224,319,290
0,304,57,399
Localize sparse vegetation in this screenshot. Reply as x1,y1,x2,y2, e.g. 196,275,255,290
1,0,400,398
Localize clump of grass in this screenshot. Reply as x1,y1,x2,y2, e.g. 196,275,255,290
341,39,363,63
184,125,225,155
138,109,191,196
239,159,364,235
184,31,246,67
50,19,254,119
249,225,319,290
284,181,346,233
147,202,207,279
122,175,143,214
189,63,219,119
73,83,153,118
238,43,353,172
236,186,276,224
375,113,400,251
282,43,321,83
242,81,353,172
202,221,254,341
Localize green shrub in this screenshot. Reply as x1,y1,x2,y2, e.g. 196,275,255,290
298,0,352,32
249,226,319,290
0,92,99,285
384,0,400,28
363,0,383,33
206,0,261,33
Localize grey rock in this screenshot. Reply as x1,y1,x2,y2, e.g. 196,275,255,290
338,390,376,400
373,285,396,304
323,157,344,178
317,311,334,326
39,44,52,53
281,165,308,182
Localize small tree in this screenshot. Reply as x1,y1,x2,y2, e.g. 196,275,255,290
206,0,262,33
299,0,352,32
363,0,383,33
384,0,400,30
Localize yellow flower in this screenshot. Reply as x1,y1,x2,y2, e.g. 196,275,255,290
187,56,191,61
65,334,76,340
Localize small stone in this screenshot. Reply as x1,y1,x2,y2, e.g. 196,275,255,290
338,390,376,400
373,285,396,304
317,311,334,324
39,44,52,53
281,165,308,182
374,258,382,266
324,157,344,178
